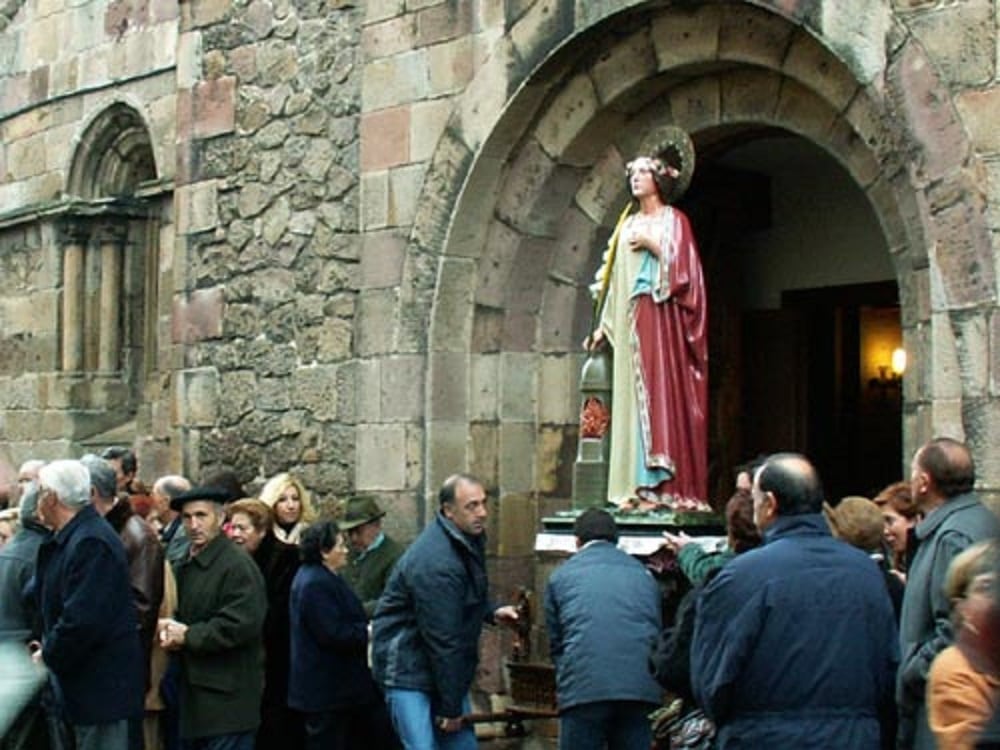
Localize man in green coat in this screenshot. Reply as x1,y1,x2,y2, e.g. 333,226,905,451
158,487,267,750
340,495,405,618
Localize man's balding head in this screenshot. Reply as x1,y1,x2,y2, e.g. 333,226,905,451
755,453,825,517
915,438,975,499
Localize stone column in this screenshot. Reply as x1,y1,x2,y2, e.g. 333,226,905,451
60,225,89,372
98,225,126,372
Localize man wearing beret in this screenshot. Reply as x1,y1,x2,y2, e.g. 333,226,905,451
157,487,267,750
340,495,406,618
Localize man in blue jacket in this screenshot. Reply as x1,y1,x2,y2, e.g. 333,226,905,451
691,453,898,748
33,459,143,750
544,507,662,749
372,474,518,749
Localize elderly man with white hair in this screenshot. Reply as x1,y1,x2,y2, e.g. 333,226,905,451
33,459,143,750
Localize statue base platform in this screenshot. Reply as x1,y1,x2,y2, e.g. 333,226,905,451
537,508,724,557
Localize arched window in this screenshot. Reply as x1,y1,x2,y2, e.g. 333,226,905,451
60,103,159,390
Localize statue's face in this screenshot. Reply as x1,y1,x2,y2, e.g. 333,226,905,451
627,157,660,200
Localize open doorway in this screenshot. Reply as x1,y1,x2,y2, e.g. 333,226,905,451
678,129,902,503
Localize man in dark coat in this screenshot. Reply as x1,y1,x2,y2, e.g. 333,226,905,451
372,474,518,749
691,453,898,749
340,495,405,618
33,459,144,750
0,481,51,750
157,487,267,750
898,437,1000,749
544,508,662,749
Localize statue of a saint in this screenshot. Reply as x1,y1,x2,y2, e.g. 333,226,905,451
586,129,709,511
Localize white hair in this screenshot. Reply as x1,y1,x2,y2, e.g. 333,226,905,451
38,460,92,510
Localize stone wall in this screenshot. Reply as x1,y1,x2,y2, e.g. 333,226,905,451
169,0,363,509
3,0,1000,528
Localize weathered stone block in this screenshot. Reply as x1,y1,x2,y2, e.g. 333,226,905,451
668,76,721,132
360,228,407,289
175,367,220,427
499,422,535,493
190,76,236,139
291,364,340,421
427,35,474,96
176,180,219,235
783,28,860,113
362,52,430,112
495,139,556,233
172,286,224,343
907,0,993,88
952,313,989,399
357,423,408,490
424,419,468,490
574,147,626,227
956,87,1000,156
719,68,780,125
651,5,722,71
500,352,537,423
929,312,962,400
538,353,579,426
456,40,512,153
931,195,995,309
428,351,467,421
362,13,416,59
181,0,232,30
388,163,426,227
360,170,389,231
428,257,475,353
474,220,520,310
508,0,571,76
364,0,404,25
380,353,426,420
535,72,599,160
218,369,256,425
776,79,837,142
409,98,451,163
6,132,46,180
495,492,536,556
469,353,499,422
356,288,398,356
258,376,292,411
719,4,793,69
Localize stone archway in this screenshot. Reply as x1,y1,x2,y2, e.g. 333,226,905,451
405,1,996,503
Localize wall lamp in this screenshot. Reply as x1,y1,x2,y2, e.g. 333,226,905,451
869,347,906,394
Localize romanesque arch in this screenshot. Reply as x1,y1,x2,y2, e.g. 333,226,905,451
395,1,996,504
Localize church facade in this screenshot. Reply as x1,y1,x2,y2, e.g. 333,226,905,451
2,0,999,533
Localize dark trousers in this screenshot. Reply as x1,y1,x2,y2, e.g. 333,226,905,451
559,700,656,750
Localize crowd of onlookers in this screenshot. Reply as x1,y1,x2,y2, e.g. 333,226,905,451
0,450,413,750
2,438,1000,750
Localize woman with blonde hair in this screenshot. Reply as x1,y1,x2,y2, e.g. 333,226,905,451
259,473,317,545
927,540,1000,750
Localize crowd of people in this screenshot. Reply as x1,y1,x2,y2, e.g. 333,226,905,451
0,450,425,750
2,438,1000,750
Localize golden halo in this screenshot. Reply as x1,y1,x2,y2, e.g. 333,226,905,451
638,125,695,202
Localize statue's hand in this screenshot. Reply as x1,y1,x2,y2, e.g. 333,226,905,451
584,329,605,351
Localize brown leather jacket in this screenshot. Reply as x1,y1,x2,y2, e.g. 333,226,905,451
105,500,165,674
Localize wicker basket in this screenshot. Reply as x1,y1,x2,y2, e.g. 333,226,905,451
507,661,557,711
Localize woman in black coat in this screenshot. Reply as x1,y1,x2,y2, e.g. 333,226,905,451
227,498,303,750
288,520,398,750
